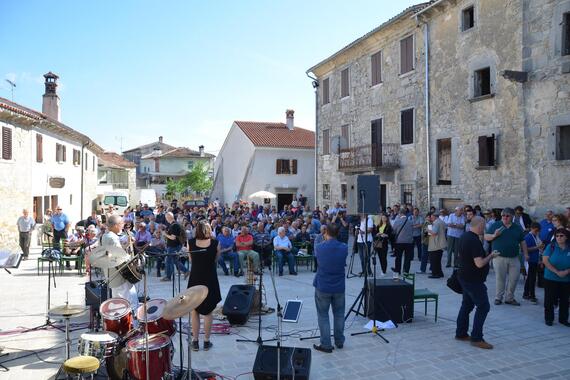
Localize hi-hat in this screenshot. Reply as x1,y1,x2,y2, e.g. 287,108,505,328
90,245,128,269
163,286,208,320
49,304,88,318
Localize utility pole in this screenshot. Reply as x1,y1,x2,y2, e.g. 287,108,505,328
5,79,16,101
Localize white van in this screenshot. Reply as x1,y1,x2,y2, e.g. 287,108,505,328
100,191,129,215
135,189,157,209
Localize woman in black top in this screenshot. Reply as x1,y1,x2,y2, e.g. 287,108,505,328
187,221,222,351
374,214,393,275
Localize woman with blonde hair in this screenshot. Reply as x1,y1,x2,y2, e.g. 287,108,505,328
187,220,222,350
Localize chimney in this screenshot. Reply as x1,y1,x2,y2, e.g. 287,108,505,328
159,136,163,143
42,72,60,121
199,145,205,157
286,109,294,130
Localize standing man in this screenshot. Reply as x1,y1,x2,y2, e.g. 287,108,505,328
392,210,414,276
456,216,499,349
446,207,466,268
427,212,447,278
162,212,188,282
313,223,348,353
100,215,138,310
411,208,424,261
17,209,35,260
485,207,528,306
51,206,70,250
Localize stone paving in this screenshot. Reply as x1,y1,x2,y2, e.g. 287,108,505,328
0,244,569,380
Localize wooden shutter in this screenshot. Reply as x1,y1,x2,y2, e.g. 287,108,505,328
488,134,496,166
341,125,349,148
322,78,330,104
323,129,330,155
478,136,489,166
341,68,349,97
400,36,413,74
291,159,297,174
563,13,570,56
2,127,12,160
36,134,43,162
371,51,382,85
62,146,66,162
400,109,413,144
276,160,281,174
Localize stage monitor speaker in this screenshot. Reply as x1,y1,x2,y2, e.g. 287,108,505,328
222,284,255,325
252,345,311,380
85,280,108,308
367,278,413,323
346,175,381,215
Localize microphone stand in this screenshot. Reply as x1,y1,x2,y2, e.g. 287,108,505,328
267,260,283,380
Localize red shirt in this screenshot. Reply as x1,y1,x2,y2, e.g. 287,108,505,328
236,234,253,251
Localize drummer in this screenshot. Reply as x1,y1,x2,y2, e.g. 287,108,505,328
100,214,139,311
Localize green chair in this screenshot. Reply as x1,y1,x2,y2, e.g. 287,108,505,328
403,273,439,322
293,241,313,271
61,241,84,276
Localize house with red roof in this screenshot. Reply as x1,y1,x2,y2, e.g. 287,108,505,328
211,110,315,210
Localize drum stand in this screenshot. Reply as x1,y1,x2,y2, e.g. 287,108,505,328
30,255,64,332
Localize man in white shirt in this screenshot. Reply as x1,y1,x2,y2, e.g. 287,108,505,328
17,209,35,260
356,214,374,275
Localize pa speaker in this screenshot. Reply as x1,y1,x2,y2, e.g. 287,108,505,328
347,175,381,214
222,284,255,325
85,281,108,308
252,345,311,380
367,278,414,323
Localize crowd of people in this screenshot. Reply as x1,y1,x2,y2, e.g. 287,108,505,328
23,198,570,352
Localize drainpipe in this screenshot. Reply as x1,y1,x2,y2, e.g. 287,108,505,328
306,72,319,209
423,21,432,209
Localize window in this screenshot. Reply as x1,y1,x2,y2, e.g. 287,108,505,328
322,129,330,155
341,125,350,148
563,13,570,56
84,153,88,170
371,51,382,86
556,126,570,160
400,109,414,145
341,184,347,201
462,6,475,31
56,143,66,162
36,134,43,162
401,184,413,205
478,134,496,167
322,78,330,105
341,68,349,98
73,149,81,166
400,35,414,74
474,67,491,97
322,184,331,200
276,159,298,174
437,139,452,184
187,161,194,170
2,126,12,160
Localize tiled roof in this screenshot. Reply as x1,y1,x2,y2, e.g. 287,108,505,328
98,152,137,169
0,96,103,153
141,147,215,160
122,140,176,154
235,121,315,149
307,1,434,74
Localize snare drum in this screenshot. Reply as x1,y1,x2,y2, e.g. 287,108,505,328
100,298,132,336
126,334,172,380
78,331,118,360
118,259,142,284
136,299,176,337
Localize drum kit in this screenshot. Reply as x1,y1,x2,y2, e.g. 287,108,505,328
52,241,209,380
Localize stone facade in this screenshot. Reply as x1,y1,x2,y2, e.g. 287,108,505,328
308,0,570,216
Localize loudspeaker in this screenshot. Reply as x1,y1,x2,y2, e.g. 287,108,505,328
252,345,311,380
367,279,413,323
346,175,381,214
85,280,108,308
222,284,255,325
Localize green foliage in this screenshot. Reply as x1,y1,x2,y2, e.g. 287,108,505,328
180,161,213,194
165,178,186,197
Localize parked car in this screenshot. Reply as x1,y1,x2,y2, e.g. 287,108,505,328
183,199,207,209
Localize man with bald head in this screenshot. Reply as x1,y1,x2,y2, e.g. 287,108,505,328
455,216,500,350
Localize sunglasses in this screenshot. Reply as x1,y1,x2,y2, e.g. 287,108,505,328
501,215,511,217
555,234,566,238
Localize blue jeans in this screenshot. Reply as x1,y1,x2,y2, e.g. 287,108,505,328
275,249,295,274
420,243,429,272
218,251,239,275
456,279,490,342
166,245,187,279
315,289,345,349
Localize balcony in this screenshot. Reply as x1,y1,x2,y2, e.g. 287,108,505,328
338,143,400,172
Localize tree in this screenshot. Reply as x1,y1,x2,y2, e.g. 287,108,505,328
180,161,213,195
165,178,186,198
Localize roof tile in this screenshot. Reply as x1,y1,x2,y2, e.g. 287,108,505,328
235,121,315,149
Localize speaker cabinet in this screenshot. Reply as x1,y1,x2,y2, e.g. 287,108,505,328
367,279,414,323
222,284,255,325
346,175,381,215
252,345,311,380
85,281,108,308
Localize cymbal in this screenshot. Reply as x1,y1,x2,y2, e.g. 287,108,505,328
90,245,128,269
49,304,88,318
162,286,208,320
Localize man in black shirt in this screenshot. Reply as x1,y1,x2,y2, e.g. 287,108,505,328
456,216,499,349
162,212,188,281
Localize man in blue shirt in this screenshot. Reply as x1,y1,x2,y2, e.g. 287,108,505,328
313,223,348,353
217,227,239,276
539,210,555,245
51,206,69,250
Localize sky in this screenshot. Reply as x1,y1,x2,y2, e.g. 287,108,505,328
0,0,420,155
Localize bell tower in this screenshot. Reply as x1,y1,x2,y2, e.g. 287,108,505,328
42,72,60,121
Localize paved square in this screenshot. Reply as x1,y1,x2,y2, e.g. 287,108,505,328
0,244,568,380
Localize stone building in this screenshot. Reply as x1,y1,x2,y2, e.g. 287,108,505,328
307,0,570,215
97,151,137,204
0,73,102,250
122,136,176,184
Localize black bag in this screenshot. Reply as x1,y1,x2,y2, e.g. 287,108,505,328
447,269,463,294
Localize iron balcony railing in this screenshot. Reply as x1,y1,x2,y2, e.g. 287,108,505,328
338,143,400,171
